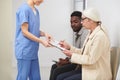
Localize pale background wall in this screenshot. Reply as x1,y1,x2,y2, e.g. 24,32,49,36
0,0,120,80
0,0,13,80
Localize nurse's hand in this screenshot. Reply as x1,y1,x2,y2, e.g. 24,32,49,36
40,31,53,42
44,33,53,42
41,40,51,47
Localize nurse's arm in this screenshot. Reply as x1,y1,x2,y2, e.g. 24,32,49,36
21,22,43,43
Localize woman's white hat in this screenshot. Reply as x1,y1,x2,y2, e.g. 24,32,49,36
83,8,101,22
83,8,109,37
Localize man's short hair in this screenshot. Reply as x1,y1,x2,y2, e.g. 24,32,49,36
71,11,82,19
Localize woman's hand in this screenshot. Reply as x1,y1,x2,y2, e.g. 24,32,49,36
62,49,73,57
59,40,71,50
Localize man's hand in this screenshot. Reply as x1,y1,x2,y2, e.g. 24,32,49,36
56,57,70,67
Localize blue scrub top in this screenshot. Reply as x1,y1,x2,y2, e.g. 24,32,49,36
15,3,40,60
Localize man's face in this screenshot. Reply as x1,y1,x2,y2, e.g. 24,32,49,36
33,0,43,6
70,16,82,32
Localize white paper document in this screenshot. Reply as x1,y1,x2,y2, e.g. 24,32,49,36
49,40,66,51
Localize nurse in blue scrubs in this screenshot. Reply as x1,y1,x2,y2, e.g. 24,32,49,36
15,0,52,80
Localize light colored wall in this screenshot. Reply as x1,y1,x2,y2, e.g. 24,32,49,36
0,0,13,80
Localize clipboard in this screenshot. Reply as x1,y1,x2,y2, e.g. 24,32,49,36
49,40,66,51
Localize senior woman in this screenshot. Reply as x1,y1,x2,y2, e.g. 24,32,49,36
57,8,112,80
